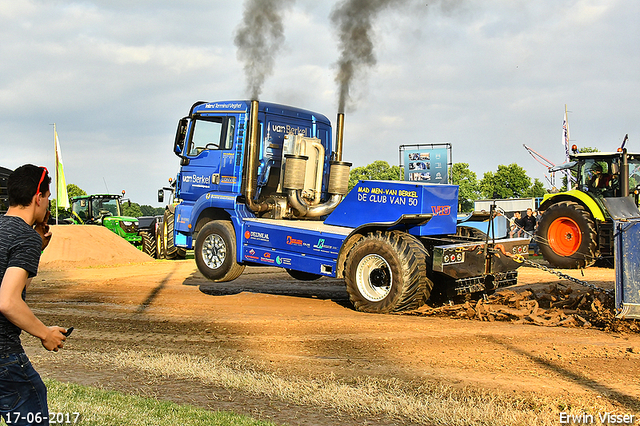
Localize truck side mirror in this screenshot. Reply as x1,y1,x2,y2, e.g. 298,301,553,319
173,117,189,158
158,189,164,203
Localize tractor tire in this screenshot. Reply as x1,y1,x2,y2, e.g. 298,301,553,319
286,269,322,281
140,231,156,258
162,210,186,260
195,220,245,282
537,201,598,269
344,230,433,314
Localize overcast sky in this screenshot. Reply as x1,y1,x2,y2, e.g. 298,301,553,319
2,0,639,206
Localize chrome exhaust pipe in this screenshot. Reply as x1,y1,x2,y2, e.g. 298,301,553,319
283,114,351,218
286,190,343,218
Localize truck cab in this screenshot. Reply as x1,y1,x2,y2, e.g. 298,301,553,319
171,101,338,249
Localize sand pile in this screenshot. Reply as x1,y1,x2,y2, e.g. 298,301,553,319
40,225,153,269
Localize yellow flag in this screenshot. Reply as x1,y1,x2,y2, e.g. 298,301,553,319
55,129,70,209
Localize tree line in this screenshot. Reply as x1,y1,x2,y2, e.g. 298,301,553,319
348,160,546,212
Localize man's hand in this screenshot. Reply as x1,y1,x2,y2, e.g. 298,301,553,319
34,210,52,251
41,326,67,352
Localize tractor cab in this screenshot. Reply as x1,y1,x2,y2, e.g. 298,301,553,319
71,194,123,224
570,151,640,204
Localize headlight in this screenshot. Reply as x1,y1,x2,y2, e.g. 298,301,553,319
122,221,133,226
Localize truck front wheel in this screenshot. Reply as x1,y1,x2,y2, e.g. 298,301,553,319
537,201,598,268
344,231,432,314
195,221,245,282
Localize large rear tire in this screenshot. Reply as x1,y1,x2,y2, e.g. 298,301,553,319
140,231,156,258
195,220,245,282
162,209,186,260
537,201,598,268
344,230,433,313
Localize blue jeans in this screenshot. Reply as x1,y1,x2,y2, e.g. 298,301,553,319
0,353,49,426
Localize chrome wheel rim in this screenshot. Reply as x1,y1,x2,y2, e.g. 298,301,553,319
356,254,392,302
202,234,226,269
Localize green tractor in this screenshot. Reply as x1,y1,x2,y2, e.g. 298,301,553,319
537,143,640,268
69,193,143,248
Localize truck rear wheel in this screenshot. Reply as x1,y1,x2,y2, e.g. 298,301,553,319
537,201,598,268
195,221,245,282
344,230,433,313
162,210,186,260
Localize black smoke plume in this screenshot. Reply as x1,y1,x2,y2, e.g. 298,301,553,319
234,0,295,100
331,0,408,113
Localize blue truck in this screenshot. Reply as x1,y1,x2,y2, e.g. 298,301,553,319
165,100,529,313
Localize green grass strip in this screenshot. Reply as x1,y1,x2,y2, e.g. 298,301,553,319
43,379,279,426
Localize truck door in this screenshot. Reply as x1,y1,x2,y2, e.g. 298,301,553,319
180,115,236,199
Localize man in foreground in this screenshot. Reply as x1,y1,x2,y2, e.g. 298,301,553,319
0,164,68,426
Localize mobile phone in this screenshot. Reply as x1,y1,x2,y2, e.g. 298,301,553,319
63,327,74,337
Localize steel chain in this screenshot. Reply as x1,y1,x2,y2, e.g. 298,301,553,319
503,253,614,296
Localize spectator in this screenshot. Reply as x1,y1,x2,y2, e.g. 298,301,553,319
0,165,68,426
523,208,539,255
510,211,524,238
523,208,537,237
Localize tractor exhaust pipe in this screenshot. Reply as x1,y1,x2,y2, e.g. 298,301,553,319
621,148,629,198
244,100,271,214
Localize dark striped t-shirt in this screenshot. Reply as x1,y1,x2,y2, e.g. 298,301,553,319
0,215,42,355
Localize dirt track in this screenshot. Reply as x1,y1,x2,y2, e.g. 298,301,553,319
20,227,640,424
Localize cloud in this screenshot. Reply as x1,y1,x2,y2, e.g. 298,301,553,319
1,0,638,205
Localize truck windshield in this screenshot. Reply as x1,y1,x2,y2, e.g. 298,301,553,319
187,117,235,156
630,159,640,190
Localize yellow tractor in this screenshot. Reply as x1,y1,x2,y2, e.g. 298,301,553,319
537,143,640,268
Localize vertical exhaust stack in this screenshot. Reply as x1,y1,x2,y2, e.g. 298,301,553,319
335,113,345,162
244,100,271,214
621,148,629,198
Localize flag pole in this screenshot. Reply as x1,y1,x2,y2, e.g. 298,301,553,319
54,123,58,225
562,104,572,188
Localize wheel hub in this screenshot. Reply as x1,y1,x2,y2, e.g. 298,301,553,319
202,234,226,269
548,217,582,256
356,254,392,302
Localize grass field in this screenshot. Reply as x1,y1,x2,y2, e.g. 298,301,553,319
53,348,636,426
38,379,279,426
